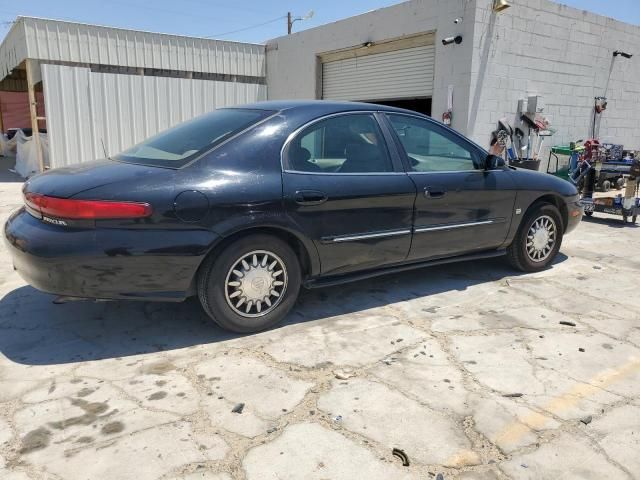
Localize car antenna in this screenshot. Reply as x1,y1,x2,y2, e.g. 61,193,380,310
101,139,108,159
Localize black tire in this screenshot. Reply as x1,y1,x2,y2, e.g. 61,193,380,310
507,203,564,272
633,215,638,224
197,234,301,333
584,211,593,217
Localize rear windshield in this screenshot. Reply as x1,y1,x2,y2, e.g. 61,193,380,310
113,108,272,168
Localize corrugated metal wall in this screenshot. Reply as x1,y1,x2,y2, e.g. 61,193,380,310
42,64,267,168
1,17,266,79
0,20,27,79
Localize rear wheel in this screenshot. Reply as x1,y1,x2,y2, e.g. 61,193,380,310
198,234,301,333
507,203,563,272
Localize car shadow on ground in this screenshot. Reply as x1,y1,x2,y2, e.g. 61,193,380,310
0,255,567,366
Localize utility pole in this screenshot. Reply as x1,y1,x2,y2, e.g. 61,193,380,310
287,12,292,35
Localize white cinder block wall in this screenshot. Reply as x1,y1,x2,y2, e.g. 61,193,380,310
469,0,640,164
267,0,640,159
266,0,477,134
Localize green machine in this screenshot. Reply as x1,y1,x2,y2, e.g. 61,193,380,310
546,144,585,181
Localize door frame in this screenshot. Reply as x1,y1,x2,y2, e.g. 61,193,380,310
378,111,515,260
279,110,418,275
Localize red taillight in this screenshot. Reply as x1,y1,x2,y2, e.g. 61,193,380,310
24,193,152,220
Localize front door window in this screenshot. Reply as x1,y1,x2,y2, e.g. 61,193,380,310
386,114,481,172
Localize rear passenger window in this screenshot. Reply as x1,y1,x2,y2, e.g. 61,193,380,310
286,114,394,173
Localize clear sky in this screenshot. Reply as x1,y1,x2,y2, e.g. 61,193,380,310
1,0,638,44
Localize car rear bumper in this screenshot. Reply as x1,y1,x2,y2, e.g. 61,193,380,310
4,208,219,302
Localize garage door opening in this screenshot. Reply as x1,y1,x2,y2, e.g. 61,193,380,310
321,33,435,113
366,98,432,116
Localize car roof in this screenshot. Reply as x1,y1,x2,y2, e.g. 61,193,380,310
236,100,428,117
226,100,489,157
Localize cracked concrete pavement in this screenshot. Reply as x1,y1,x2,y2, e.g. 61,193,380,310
0,171,639,479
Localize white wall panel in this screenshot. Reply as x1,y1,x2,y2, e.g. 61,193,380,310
42,64,267,169
0,20,28,79
469,0,640,157
1,16,266,79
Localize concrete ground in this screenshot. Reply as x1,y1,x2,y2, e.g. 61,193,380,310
0,168,639,480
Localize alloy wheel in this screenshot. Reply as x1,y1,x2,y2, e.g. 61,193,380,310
526,215,557,262
224,250,288,318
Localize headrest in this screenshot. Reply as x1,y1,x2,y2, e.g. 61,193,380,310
290,144,311,162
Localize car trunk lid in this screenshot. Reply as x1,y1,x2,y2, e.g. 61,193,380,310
24,158,169,199
22,158,176,227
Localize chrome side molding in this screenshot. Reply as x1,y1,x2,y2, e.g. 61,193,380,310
414,219,497,233
324,228,412,243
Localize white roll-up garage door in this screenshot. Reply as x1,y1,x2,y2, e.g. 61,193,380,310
322,43,435,102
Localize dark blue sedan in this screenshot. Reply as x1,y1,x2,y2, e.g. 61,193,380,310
4,101,582,332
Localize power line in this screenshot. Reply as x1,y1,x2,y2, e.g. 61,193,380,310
1,1,273,28
0,8,288,41
205,15,286,39
99,0,253,24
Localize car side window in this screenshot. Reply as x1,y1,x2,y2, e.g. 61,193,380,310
286,114,394,173
387,114,479,172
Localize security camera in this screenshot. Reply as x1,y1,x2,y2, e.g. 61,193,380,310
442,35,463,46
454,18,462,24
613,50,633,59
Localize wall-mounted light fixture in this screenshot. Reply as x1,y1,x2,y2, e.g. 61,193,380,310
442,35,463,46
287,10,314,34
492,0,512,13
613,50,633,59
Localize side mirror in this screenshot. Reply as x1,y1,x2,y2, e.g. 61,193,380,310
484,154,505,170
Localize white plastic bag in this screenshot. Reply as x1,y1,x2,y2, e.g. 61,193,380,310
15,131,49,178
0,133,8,156
0,132,17,156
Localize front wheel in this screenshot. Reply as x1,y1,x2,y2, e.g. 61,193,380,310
197,234,301,333
507,203,563,272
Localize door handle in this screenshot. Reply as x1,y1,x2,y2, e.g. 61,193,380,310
294,190,328,206
424,186,446,199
